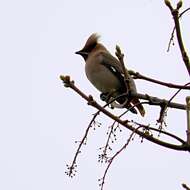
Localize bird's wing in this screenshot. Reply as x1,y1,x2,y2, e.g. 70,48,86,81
98,51,144,116
99,51,137,92
99,51,123,73
98,51,125,86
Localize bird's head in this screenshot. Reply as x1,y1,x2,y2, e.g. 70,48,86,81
75,33,100,60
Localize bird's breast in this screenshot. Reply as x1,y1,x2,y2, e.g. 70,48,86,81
85,58,121,93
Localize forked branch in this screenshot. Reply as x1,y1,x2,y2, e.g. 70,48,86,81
60,75,190,152
165,0,190,76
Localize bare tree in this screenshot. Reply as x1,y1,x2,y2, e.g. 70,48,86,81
61,1,190,189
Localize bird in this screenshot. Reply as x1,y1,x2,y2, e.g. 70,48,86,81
75,33,145,116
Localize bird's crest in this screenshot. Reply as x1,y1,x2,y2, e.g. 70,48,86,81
83,33,100,52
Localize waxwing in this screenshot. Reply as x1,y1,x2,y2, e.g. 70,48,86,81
75,33,145,116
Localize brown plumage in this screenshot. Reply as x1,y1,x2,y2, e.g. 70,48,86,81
76,33,145,116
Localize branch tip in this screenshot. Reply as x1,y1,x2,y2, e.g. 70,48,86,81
60,75,74,87
176,0,183,10
164,0,173,11
115,45,124,60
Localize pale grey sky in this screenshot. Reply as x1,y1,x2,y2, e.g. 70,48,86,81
0,0,190,190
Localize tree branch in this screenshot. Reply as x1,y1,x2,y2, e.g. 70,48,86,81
182,183,190,190
130,91,186,110
129,71,190,90
167,7,190,52
165,1,190,76
60,75,190,152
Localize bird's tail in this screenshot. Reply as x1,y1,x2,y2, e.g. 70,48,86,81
102,92,144,116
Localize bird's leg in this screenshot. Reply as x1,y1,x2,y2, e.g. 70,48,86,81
100,92,114,108
100,92,110,102
100,90,121,109
100,90,118,102
100,91,131,109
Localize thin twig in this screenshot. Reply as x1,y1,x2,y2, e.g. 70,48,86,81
157,82,190,124
66,111,99,177
129,71,190,90
180,7,190,18
102,122,116,160
167,27,175,52
133,121,186,144
100,126,143,190
186,97,190,145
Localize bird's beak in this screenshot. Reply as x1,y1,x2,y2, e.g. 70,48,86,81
75,50,88,56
